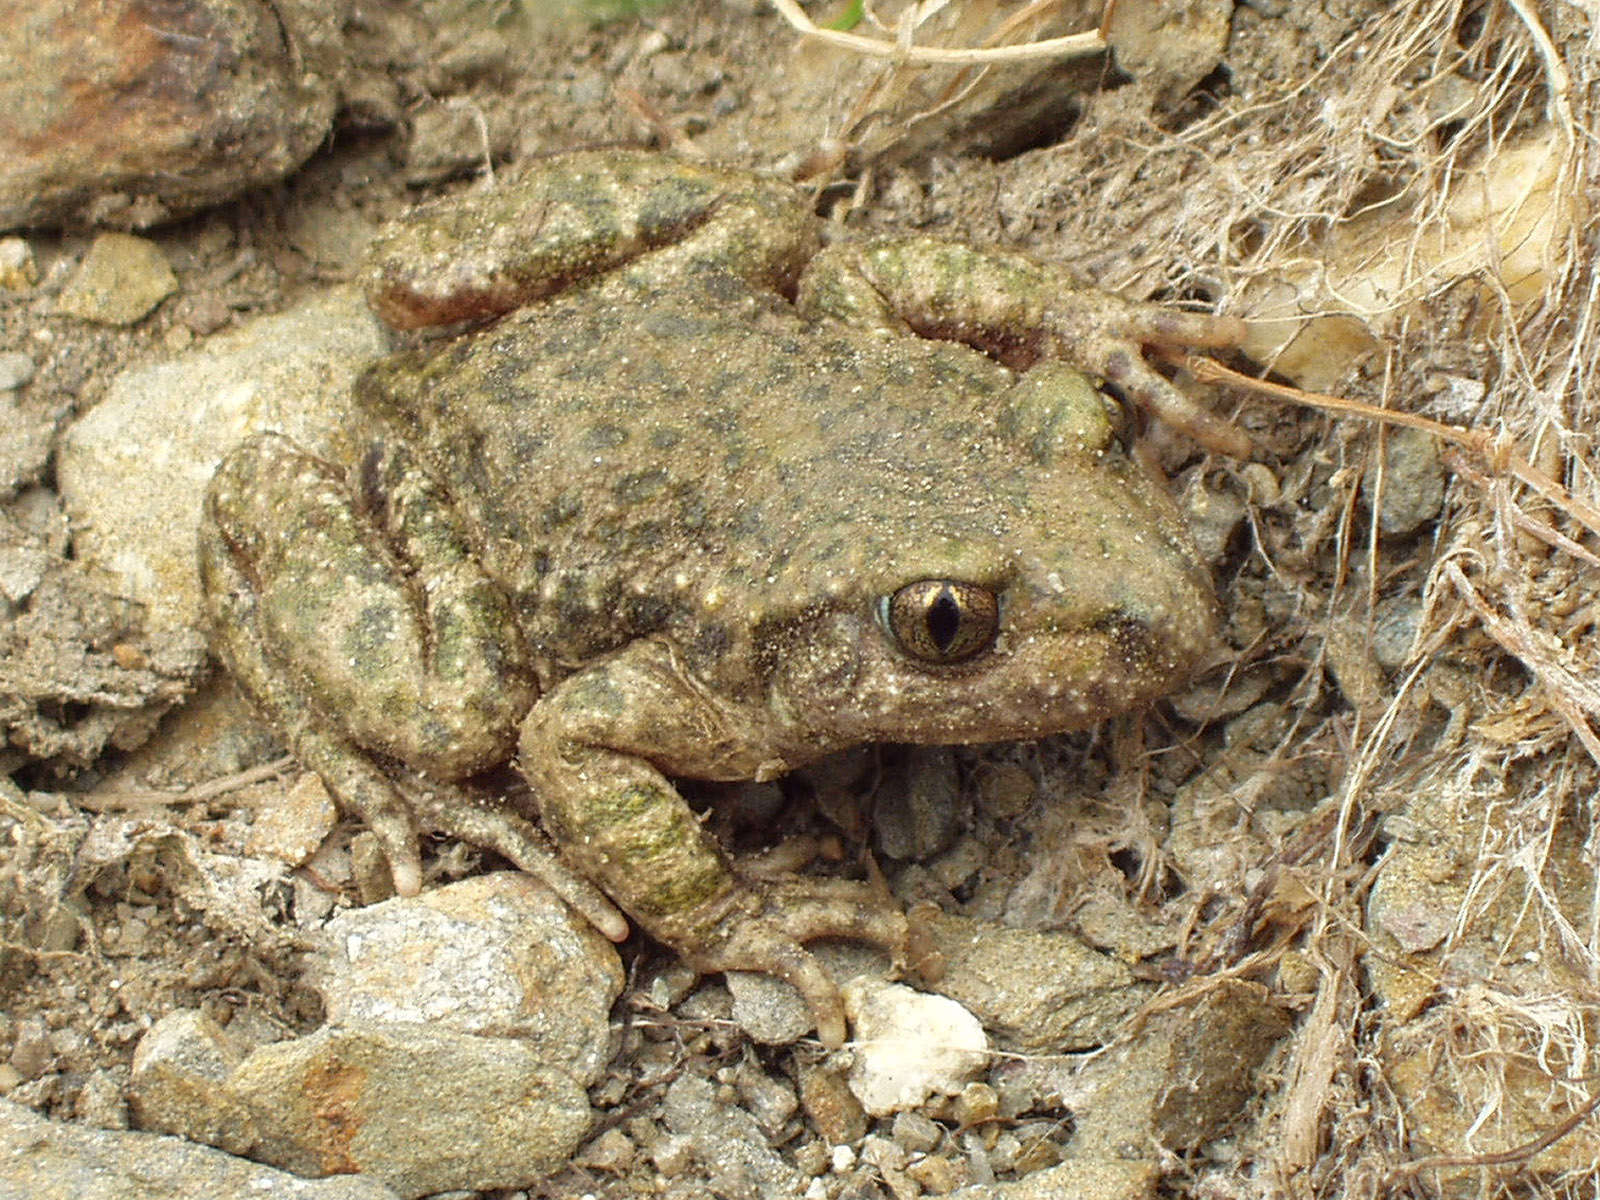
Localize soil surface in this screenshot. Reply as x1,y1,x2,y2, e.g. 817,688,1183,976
5,2,1598,1198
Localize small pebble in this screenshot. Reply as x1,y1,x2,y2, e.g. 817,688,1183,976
792,1139,831,1177
245,771,337,868
1367,425,1445,535
843,979,989,1117
907,1153,967,1193
574,1126,635,1172
0,237,36,290
0,351,35,390
891,1110,942,1154
8,1018,52,1080
55,233,178,326
797,1060,868,1145
954,1081,999,1127
734,1062,799,1134
649,1133,694,1175
860,1134,908,1172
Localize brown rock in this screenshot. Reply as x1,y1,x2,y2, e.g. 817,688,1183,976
0,1097,401,1200
228,1022,593,1199
0,0,348,231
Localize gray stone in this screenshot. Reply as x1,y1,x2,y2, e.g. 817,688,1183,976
0,351,35,390
56,286,388,632
1061,980,1293,1157
0,394,51,491
1366,425,1446,535
313,872,623,1083
725,968,814,1045
663,1073,806,1197
0,545,49,605
873,745,963,861
0,1097,399,1200
129,876,621,1196
54,233,177,325
925,912,1144,1051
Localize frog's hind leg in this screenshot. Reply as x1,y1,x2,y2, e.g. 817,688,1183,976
519,640,911,1046
201,509,424,893
199,432,625,935
363,150,822,330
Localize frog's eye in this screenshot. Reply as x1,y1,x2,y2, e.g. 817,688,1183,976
881,580,1000,665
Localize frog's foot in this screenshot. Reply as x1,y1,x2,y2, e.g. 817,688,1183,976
682,878,909,1048
406,776,630,940
281,726,630,937
312,745,629,937
797,237,1253,458
1038,295,1253,458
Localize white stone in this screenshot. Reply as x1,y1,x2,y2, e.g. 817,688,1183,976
843,979,989,1117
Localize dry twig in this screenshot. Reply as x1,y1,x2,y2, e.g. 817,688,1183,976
766,0,1104,65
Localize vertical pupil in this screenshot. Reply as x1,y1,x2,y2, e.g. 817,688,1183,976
925,587,963,652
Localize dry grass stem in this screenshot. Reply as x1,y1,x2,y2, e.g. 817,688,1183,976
766,0,1104,65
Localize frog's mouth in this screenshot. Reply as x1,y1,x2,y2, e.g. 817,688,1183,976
897,610,1214,742
773,579,1218,751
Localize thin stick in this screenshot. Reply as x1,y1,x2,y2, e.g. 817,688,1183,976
73,755,297,812
1188,357,1600,545
767,0,1104,65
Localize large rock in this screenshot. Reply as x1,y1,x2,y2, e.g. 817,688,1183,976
313,872,624,1083
0,1098,398,1200
227,1022,593,1199
0,0,348,231
131,876,622,1197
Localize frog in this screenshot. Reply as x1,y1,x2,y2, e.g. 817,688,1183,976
198,150,1246,1047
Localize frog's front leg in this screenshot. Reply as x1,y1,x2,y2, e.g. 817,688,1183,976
200,432,625,936
797,237,1252,458
518,640,908,1048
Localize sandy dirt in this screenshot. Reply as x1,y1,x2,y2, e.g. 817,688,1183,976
5,1,1599,1196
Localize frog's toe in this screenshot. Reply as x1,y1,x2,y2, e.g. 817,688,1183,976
761,878,911,952
1121,307,1248,350
290,727,426,895
754,942,852,1048
688,931,851,1046
416,788,630,941
1103,352,1254,459
369,819,424,897
686,879,909,1047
